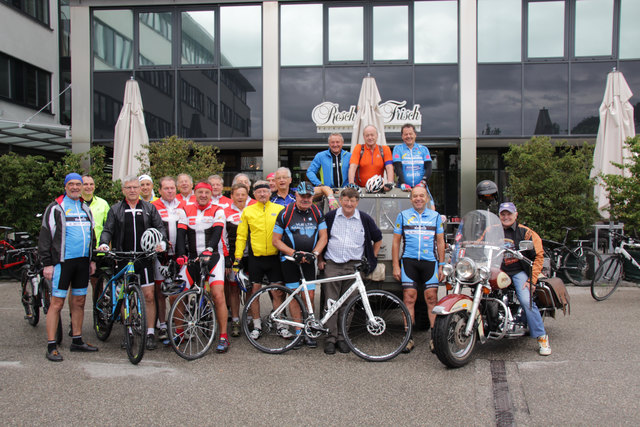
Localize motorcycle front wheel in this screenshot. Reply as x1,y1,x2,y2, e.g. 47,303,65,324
433,311,477,368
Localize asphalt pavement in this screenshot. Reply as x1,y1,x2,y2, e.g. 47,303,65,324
1,279,639,426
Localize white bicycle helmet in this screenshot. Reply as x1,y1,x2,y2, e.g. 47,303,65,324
140,228,163,252
365,175,384,193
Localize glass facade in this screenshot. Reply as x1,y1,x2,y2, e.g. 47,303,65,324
0,52,51,112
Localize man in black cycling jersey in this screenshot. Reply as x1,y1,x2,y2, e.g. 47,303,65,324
272,182,328,348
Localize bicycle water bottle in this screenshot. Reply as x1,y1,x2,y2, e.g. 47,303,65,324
31,275,39,296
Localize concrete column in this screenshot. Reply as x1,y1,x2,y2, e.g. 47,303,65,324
70,5,92,155
459,0,477,215
262,1,279,176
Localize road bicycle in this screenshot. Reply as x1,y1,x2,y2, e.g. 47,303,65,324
165,256,217,360
11,246,62,342
590,232,640,301
241,255,412,362
0,226,29,279
542,227,602,286
93,251,152,364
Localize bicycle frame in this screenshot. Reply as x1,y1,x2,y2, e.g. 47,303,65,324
267,270,375,330
96,260,138,321
616,241,640,271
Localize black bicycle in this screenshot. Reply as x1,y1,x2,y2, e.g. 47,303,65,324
542,227,602,286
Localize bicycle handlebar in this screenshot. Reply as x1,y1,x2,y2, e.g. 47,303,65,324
97,250,157,261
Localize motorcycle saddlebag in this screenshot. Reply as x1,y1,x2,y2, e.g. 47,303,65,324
535,277,570,317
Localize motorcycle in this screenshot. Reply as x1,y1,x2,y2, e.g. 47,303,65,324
432,209,570,368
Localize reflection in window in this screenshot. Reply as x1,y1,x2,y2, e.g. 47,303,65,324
414,0,457,64
478,0,521,63
181,11,215,65
570,62,614,134
528,1,564,58
477,64,522,136
137,71,175,139
575,0,613,57
373,5,408,61
617,61,640,130
619,0,640,59
221,6,261,67
139,12,172,65
524,63,568,135
328,7,363,62
93,10,133,70
279,68,323,137
220,69,262,138
93,72,129,140
281,4,322,66
178,70,217,139
414,65,459,136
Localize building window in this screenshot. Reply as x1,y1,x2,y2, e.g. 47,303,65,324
1,0,49,26
372,5,408,61
414,0,457,64
328,6,364,62
281,3,322,66
478,0,521,63
139,12,173,66
220,5,261,67
527,1,565,59
93,10,133,71
0,52,50,111
181,11,215,65
619,0,640,59
575,0,613,57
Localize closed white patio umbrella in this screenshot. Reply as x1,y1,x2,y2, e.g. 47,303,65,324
350,74,387,149
113,77,149,181
591,70,636,219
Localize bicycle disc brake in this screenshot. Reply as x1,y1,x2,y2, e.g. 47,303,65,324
366,316,386,336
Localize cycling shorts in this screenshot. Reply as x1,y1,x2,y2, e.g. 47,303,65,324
117,258,154,288
281,260,316,290
248,254,283,284
51,257,90,298
179,253,224,289
401,258,438,290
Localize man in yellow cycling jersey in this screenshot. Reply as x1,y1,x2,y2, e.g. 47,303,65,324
234,180,284,340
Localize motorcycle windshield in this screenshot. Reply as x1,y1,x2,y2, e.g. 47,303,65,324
451,210,504,269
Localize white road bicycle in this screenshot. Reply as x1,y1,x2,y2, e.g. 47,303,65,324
591,231,640,301
241,256,412,362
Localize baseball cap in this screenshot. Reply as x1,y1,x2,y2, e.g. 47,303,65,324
499,202,517,213
296,182,314,195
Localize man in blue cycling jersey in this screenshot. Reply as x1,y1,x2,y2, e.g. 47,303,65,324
307,133,351,209
39,173,98,361
392,186,445,353
392,123,435,210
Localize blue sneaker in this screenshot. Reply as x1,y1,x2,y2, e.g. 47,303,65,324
216,337,229,353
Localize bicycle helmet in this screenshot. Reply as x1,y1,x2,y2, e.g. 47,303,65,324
141,228,163,252
342,183,363,197
161,278,187,296
365,175,384,193
235,268,251,293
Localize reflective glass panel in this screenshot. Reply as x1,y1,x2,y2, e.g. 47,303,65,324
328,7,363,62
220,68,262,138
575,0,613,57
370,66,413,138
528,1,564,58
93,10,133,70
93,71,129,140
281,4,322,66
324,67,368,124
178,70,218,139
414,0,457,64
181,11,215,65
524,63,568,135
137,70,175,139
414,65,459,136
570,61,615,134
373,5,408,61
279,68,323,137
617,61,640,130
619,0,640,59
477,64,522,136
478,0,521,63
220,6,261,67
139,12,172,66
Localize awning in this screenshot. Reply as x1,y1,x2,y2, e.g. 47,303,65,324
0,119,72,154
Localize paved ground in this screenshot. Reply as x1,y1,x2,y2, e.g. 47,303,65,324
1,279,639,426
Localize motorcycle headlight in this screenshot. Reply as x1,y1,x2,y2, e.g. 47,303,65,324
442,263,454,277
456,257,476,281
478,266,490,281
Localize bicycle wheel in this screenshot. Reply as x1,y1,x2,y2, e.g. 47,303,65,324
20,270,39,326
341,290,412,362
563,246,602,286
590,256,623,301
93,275,113,341
168,289,217,360
124,281,146,365
241,285,305,354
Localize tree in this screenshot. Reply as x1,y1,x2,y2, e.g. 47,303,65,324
503,137,599,241
137,135,224,183
601,136,640,236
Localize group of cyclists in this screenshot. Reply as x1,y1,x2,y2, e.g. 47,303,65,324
35,122,550,362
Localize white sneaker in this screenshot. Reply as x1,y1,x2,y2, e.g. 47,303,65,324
249,328,261,340
537,334,551,356
277,328,294,339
